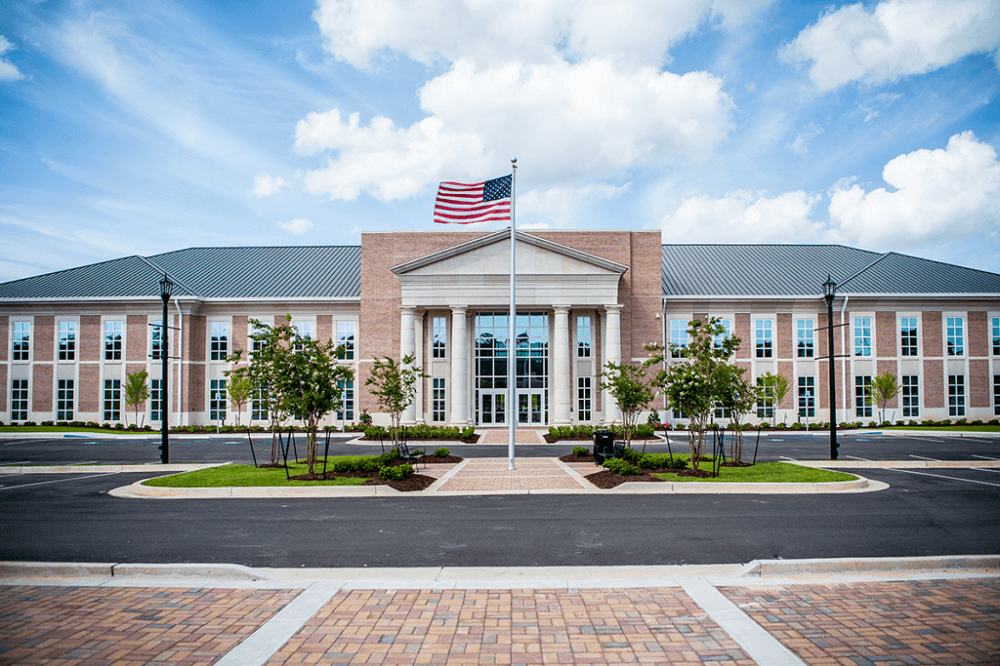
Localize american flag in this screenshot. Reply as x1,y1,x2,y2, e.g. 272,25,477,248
433,175,512,224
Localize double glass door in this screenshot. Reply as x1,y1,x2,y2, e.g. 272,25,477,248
478,391,506,424
476,389,547,425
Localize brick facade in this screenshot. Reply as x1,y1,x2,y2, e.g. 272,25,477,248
777,313,793,359
923,311,942,358
875,311,895,358
734,314,751,360
80,316,101,362
0,316,7,362
232,315,249,357
968,311,988,357
923,359,944,408
35,316,54,361
969,359,989,408
79,364,100,413
0,364,6,411
877,359,899,408
126,314,146,362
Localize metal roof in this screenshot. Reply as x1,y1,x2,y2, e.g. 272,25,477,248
2,242,997,301
0,246,361,300
661,245,1000,297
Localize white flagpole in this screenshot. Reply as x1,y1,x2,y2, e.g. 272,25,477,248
508,157,517,470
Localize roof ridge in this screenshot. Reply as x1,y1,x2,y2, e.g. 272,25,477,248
137,256,205,299
837,251,893,288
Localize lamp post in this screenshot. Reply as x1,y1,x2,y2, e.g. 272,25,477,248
823,275,838,461
159,273,173,464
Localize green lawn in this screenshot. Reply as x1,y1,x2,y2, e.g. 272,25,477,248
654,461,857,483
143,459,372,488
879,425,1000,432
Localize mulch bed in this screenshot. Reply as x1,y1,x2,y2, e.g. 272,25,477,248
720,460,754,468
584,470,665,488
363,474,438,492
360,435,482,444
558,453,595,463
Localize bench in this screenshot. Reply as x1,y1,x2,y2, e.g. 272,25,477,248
396,442,423,470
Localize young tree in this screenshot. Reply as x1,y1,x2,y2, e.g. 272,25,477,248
598,358,656,448
225,368,254,427
652,317,740,472
758,371,789,426
867,371,900,424
715,363,759,462
124,370,150,427
365,354,425,449
236,316,352,474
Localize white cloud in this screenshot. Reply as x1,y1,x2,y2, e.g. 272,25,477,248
252,173,288,197
520,183,629,215
0,35,25,82
828,131,1000,248
313,0,773,69
296,59,732,201
660,190,823,243
783,0,1000,91
276,217,314,235
787,122,824,155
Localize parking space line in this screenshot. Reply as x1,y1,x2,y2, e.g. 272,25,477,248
971,468,1000,474
0,461,32,466
0,472,119,491
909,455,940,462
972,454,1000,461
884,468,1000,488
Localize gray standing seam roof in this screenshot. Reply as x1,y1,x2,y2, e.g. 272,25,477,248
660,245,1000,297
0,246,361,299
1,243,997,300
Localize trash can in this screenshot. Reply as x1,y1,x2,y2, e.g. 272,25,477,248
593,429,615,464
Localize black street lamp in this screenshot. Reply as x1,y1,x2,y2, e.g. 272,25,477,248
823,275,838,461
159,273,173,464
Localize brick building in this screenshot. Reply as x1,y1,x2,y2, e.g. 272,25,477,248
2,230,999,427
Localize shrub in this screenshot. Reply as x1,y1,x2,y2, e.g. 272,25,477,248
923,419,936,426
637,453,687,470
895,420,905,426
956,418,968,425
100,422,111,429
939,419,951,426
41,420,54,426
462,426,476,439
359,411,373,426
868,421,878,428
364,425,388,439
676,423,687,430
602,458,642,475
990,419,1000,426
790,422,805,430
434,447,451,457
572,446,589,457
143,425,153,431
620,447,642,462
775,423,787,429
908,420,919,426
86,421,99,428
880,421,892,427
972,419,983,425
839,422,849,429
411,449,425,456
379,463,414,481
114,423,125,430
127,424,138,431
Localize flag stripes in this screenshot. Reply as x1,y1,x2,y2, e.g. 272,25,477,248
433,175,512,224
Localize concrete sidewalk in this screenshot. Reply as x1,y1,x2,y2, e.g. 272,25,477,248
2,557,998,666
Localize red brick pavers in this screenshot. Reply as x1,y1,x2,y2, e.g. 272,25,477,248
721,579,1000,665
0,585,299,666
437,459,583,492
264,587,755,666
479,430,547,445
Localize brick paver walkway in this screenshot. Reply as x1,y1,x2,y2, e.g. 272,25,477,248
722,578,1000,665
0,585,299,666
264,588,755,666
478,430,548,445
436,459,585,492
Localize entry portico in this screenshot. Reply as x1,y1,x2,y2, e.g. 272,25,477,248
388,230,630,428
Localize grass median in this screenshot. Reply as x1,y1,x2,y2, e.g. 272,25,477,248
654,460,857,483
143,458,372,488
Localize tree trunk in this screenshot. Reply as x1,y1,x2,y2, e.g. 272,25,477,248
306,425,317,475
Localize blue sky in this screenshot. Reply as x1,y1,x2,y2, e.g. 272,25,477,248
1,0,998,282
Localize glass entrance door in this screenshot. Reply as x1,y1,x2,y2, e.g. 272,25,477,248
517,390,546,424
477,391,506,425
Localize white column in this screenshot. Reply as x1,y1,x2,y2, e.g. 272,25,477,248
602,304,622,425
552,306,571,426
400,306,416,425
450,306,469,426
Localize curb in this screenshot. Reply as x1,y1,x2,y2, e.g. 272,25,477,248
3,556,998,588
0,463,227,474
792,460,1000,469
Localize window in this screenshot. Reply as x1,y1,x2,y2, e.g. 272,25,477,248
210,379,227,421
337,380,354,421
432,378,446,422
578,377,592,421
714,404,732,419
293,321,311,350
902,375,919,418
713,319,731,351
755,320,772,358
796,320,814,358
577,316,592,358
151,321,163,360
948,375,965,417
432,317,447,359
11,379,28,420
104,321,122,360
670,320,687,358
854,317,871,357
252,385,269,422
104,379,121,421
338,321,355,360
58,322,76,360
797,377,815,417
150,379,162,422
900,317,918,357
12,322,30,361
855,376,872,418
994,375,1000,416
756,377,774,419
210,322,228,361
947,317,964,356
57,379,74,420
993,317,1000,356
250,323,266,358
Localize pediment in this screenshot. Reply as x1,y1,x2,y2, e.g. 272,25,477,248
391,230,628,277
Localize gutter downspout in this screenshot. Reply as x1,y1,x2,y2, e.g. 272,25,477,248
840,295,849,421
174,298,184,427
